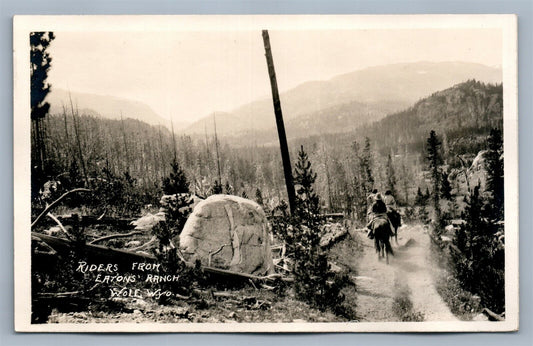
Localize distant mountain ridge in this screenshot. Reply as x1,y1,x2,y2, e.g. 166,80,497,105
184,61,502,138
47,89,190,131
353,79,503,157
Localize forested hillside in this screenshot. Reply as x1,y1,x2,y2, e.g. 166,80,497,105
184,62,501,137
356,80,503,162
37,79,502,220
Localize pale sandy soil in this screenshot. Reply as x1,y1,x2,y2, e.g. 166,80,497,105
353,223,457,322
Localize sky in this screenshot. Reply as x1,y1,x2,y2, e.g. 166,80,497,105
47,28,502,124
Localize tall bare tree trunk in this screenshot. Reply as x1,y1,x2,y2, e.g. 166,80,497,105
69,94,89,187
262,30,296,214
213,114,222,184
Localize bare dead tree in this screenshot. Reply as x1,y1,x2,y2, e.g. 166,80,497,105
262,30,296,214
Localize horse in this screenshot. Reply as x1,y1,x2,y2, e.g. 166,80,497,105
370,216,394,264
387,209,402,244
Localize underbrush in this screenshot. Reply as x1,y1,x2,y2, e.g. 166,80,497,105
46,285,345,323
428,225,483,320
435,274,481,320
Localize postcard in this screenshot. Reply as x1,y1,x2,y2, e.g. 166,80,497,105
14,14,518,332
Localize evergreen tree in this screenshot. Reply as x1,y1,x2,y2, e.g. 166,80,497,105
224,181,233,195
415,187,425,206
278,145,350,315
426,130,443,228
350,141,365,220
67,160,83,189
355,138,374,219
400,162,410,206
293,145,320,224
30,31,55,199
211,180,223,195
386,153,397,197
255,188,264,206
361,137,374,191
485,129,504,220
451,183,505,313
452,184,483,293
440,171,453,200
162,159,189,194
31,32,55,122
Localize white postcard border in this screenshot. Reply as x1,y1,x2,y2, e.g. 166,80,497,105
13,14,518,333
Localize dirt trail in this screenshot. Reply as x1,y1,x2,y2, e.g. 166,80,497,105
353,223,457,322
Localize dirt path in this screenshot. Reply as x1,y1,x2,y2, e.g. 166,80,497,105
353,223,457,322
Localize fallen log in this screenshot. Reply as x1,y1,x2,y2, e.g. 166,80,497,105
89,231,143,245
32,232,155,267
31,232,291,283
39,215,136,230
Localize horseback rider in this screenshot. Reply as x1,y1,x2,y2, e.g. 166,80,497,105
384,190,396,210
366,193,394,239
366,189,379,222
384,190,402,243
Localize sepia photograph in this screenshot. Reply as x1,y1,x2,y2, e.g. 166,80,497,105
13,15,518,332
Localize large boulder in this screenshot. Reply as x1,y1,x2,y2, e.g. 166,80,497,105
179,195,274,275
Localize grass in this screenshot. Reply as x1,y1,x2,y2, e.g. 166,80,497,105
428,229,482,321
435,273,481,320
392,280,424,322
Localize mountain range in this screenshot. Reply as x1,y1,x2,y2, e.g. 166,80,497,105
45,61,501,140
184,61,501,139
46,89,190,131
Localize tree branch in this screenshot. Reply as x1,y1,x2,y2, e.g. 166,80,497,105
46,212,73,240
31,188,91,228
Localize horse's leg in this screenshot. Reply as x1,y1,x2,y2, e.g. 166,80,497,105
394,227,398,245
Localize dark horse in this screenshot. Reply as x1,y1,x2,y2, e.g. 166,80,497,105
370,215,394,264
387,209,402,244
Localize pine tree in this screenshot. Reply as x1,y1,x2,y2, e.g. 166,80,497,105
67,160,83,189
400,162,410,205
255,188,264,206
224,181,233,195
30,31,55,199
485,129,504,220
211,180,223,195
361,137,374,191
162,159,189,194
426,130,443,228
287,145,349,314
386,153,397,197
350,141,365,220
452,184,483,293
415,187,425,206
355,138,374,219
451,183,505,312
294,145,320,224
440,171,452,200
